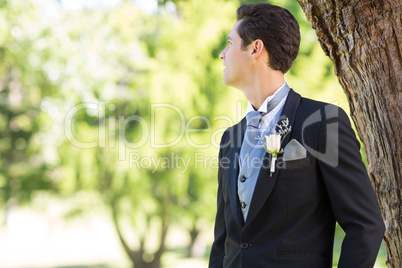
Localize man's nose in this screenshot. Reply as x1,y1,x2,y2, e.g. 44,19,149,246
219,50,225,60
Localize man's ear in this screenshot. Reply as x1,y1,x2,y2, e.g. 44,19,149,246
251,39,265,59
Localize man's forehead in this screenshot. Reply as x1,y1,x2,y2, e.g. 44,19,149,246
228,21,241,40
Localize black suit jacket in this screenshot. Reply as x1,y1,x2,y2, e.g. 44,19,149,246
209,89,384,268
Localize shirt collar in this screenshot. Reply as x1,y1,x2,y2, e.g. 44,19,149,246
245,82,287,115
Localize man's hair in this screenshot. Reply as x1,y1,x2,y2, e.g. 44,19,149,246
237,3,300,73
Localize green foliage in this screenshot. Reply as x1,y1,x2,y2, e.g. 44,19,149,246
0,0,60,207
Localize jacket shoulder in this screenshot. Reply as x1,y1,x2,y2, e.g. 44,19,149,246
297,95,349,121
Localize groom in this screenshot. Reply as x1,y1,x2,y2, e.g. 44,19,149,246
209,3,384,268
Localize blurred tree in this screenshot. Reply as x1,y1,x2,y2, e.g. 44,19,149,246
297,0,401,267
0,0,62,225
55,4,172,267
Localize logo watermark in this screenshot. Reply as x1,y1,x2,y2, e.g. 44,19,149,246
64,100,342,170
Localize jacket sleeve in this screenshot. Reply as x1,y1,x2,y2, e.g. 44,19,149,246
209,131,228,268
317,105,385,268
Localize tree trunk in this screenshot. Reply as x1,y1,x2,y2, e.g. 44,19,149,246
187,221,200,258
296,0,401,267
110,196,170,268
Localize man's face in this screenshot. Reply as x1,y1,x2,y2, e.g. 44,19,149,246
219,20,252,88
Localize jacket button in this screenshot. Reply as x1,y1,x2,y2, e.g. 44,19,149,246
241,202,246,209
240,242,249,249
240,176,247,182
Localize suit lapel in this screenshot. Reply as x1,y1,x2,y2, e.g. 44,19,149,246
227,117,247,227
244,89,301,228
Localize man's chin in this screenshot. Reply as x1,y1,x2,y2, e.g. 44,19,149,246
222,79,237,89
222,75,240,89
222,76,230,86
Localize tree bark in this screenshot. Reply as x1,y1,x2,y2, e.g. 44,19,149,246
296,0,401,267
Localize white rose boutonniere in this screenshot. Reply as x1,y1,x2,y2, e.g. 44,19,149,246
256,117,291,177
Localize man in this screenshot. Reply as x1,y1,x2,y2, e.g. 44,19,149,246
209,3,384,268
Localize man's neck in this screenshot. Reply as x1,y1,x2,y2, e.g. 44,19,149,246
242,70,285,110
